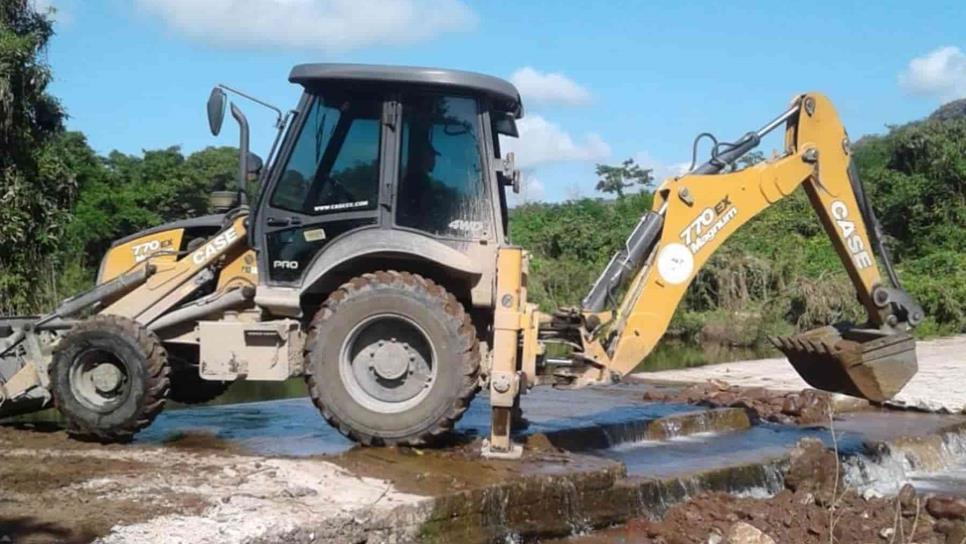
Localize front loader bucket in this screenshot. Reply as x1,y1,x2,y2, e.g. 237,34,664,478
770,325,917,402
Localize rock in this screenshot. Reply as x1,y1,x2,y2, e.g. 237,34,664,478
793,390,832,425
643,389,671,402
785,438,839,504
898,484,916,504
723,522,775,544
781,394,803,416
927,496,966,520
934,519,966,544
878,527,894,539
710,391,738,406
898,483,918,515
707,531,723,544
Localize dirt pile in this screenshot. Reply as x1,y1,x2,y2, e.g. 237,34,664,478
567,438,966,543
643,382,852,425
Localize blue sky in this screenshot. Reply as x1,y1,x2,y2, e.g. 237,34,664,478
41,0,966,201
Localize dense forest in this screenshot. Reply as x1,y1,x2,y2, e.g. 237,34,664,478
1,2,963,349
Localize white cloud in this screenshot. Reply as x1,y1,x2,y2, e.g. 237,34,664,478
501,115,610,169
632,151,690,183
510,67,591,106
899,46,966,102
510,175,545,205
135,0,476,51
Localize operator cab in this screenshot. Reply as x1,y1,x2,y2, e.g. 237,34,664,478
250,64,523,301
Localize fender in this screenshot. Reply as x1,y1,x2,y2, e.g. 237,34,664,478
299,229,483,294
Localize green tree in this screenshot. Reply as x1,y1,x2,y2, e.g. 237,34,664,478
594,158,653,198
0,0,73,312
68,145,239,268
733,150,765,171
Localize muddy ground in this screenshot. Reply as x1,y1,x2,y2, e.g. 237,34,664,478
562,438,966,544
640,380,871,426
0,424,423,544
0,423,205,543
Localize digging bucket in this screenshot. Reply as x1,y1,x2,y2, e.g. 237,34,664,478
770,325,917,402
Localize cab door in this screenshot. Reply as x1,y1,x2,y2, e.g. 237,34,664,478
255,91,387,285
393,93,495,244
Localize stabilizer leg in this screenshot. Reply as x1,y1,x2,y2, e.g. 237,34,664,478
482,248,524,459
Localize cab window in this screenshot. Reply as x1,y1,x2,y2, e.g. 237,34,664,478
396,95,489,238
270,93,381,215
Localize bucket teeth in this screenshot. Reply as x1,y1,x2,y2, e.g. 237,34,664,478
770,326,917,402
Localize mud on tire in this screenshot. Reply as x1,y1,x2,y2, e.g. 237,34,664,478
50,315,170,442
304,271,480,446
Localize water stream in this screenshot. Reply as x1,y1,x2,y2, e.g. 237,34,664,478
843,426,966,497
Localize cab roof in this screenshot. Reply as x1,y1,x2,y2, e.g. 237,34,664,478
289,63,523,118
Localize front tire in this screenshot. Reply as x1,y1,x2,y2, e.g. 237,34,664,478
50,315,170,442
304,271,480,446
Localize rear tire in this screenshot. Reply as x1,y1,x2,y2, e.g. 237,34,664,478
50,315,170,442
304,271,480,446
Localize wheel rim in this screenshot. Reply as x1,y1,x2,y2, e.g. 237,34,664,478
339,313,437,414
69,348,130,412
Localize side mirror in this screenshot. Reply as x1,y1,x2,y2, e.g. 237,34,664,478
499,152,522,194
207,87,227,136
493,112,519,137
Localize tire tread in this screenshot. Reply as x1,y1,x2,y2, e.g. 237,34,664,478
52,315,170,443
304,270,479,446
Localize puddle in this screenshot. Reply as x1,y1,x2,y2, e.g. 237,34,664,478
135,385,700,456
135,397,354,455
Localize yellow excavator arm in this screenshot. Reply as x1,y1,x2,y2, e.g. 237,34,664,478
587,92,921,372
485,92,922,457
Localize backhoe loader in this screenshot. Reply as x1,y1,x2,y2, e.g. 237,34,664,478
0,64,922,457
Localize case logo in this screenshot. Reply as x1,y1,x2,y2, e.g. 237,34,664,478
192,227,239,265
830,201,873,269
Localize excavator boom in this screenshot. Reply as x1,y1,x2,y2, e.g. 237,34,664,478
484,92,922,456
597,93,920,387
